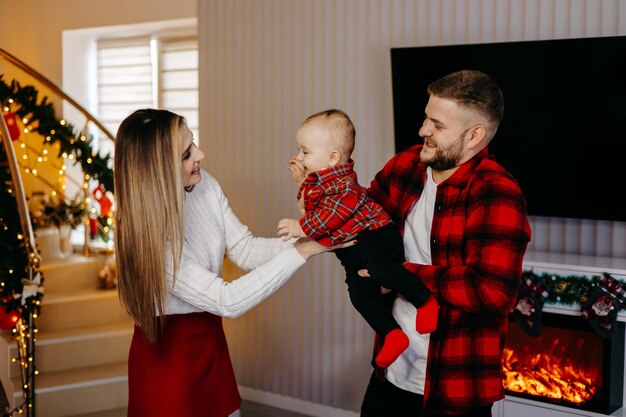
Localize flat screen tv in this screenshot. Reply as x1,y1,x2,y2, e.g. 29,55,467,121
390,36,626,223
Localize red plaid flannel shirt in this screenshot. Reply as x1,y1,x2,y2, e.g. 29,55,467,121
298,161,391,246
368,144,531,415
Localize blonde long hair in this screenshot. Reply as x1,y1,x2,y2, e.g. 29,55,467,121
114,109,186,344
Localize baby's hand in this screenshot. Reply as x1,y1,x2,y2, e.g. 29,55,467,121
288,157,307,184
297,195,306,216
277,218,306,241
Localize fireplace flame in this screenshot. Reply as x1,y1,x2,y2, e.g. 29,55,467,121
502,347,597,404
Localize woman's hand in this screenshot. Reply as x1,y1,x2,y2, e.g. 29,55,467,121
294,237,356,260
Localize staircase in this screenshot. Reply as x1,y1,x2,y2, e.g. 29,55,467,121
6,253,132,416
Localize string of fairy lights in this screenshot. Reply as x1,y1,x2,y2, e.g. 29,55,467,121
521,271,615,306
2,72,624,413
0,140,39,416
1,74,114,415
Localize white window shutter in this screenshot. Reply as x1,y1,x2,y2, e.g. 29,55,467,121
97,37,153,146
159,37,199,142
96,35,199,150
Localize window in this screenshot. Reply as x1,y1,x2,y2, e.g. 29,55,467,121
62,19,197,199
96,33,199,157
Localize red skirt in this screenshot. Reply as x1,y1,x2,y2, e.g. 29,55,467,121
127,312,241,417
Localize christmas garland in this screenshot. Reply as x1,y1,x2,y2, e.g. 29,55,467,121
0,75,113,191
513,270,626,338
519,270,626,306
0,75,114,321
0,147,33,324
527,271,605,306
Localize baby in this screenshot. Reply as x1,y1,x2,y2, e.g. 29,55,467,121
277,109,439,368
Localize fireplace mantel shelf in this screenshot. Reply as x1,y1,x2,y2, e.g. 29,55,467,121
523,250,626,321
523,250,626,276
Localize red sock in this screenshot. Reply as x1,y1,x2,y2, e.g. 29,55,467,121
375,329,409,368
415,296,439,334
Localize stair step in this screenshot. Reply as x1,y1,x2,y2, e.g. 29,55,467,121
12,362,128,417
38,288,130,331
9,321,133,377
39,255,103,293
3,252,132,416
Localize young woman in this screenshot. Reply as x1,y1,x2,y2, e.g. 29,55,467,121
114,109,349,417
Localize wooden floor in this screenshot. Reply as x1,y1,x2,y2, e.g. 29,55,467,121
70,400,315,417
240,400,314,417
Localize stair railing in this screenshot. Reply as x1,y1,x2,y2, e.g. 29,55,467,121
1,111,38,417
0,47,116,255
0,47,117,416
0,48,114,141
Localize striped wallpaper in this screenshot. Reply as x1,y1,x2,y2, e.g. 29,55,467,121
198,0,626,414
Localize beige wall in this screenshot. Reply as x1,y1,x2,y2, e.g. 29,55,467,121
2,0,626,415
198,0,626,415
0,0,196,85
0,0,197,210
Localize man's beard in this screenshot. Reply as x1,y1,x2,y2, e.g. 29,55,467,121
421,133,466,171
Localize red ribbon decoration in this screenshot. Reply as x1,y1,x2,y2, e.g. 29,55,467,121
2,112,21,141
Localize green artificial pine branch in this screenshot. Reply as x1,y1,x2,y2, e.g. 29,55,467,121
522,271,623,308
1,75,115,317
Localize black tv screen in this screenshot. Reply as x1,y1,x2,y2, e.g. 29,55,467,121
390,36,626,223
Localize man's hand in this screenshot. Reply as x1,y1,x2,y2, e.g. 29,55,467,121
358,269,392,294
288,157,307,184
277,218,306,241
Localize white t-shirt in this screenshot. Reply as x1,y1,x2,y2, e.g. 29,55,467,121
385,167,437,394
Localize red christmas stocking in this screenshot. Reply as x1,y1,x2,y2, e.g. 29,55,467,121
2,112,21,141
581,272,626,338
511,271,550,336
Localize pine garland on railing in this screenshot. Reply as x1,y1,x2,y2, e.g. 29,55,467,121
0,148,34,319
0,74,115,415
0,75,113,191
0,111,39,417
0,75,115,306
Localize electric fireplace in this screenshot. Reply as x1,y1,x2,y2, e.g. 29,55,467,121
503,312,625,415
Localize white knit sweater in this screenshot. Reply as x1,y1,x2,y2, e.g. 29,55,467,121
163,170,306,316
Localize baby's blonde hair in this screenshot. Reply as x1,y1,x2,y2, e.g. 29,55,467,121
302,109,355,163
